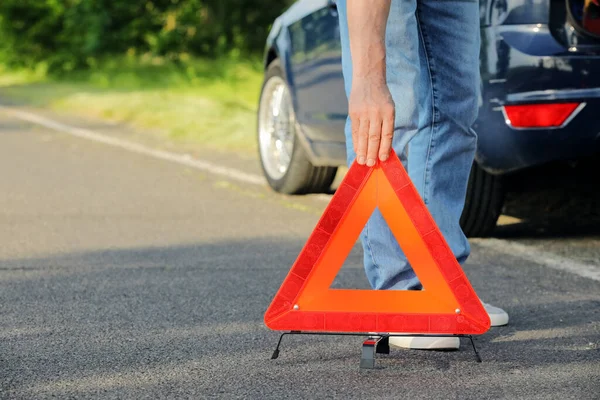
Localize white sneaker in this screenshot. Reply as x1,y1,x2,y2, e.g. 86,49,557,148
388,335,460,350
482,301,509,326
384,301,507,350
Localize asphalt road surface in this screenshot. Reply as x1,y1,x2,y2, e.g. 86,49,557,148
1,108,599,399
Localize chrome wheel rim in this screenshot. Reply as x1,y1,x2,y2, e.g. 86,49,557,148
258,76,295,180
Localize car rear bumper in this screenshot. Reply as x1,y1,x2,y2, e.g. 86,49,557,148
475,93,600,174
475,25,600,174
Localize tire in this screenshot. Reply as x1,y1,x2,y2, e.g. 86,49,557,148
460,163,505,237
257,60,337,195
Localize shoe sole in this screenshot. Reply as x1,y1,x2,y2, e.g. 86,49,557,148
388,336,460,350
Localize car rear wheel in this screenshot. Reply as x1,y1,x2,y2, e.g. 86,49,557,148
258,60,337,194
460,163,505,237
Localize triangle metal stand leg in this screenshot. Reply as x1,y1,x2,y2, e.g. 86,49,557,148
468,335,482,363
271,331,299,359
270,332,483,367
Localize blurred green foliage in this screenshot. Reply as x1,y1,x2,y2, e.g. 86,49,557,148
0,0,292,73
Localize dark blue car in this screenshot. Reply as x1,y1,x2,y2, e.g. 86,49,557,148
257,0,600,237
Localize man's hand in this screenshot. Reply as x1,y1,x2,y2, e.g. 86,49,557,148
349,78,395,166
346,0,393,166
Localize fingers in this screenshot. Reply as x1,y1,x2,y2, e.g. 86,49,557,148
348,81,395,166
355,117,369,165
366,116,382,167
379,106,394,161
351,113,360,158
352,110,390,166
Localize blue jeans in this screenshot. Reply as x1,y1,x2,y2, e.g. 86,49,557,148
337,0,480,290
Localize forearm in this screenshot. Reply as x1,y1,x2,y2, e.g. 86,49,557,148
347,0,391,83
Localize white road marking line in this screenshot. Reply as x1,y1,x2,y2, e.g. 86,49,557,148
0,106,266,186
3,107,599,283
472,238,600,282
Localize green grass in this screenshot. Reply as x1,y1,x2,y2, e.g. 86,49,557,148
0,56,264,151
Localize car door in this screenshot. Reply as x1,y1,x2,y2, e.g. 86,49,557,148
287,0,347,147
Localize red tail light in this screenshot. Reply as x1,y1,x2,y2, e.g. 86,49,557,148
503,103,583,129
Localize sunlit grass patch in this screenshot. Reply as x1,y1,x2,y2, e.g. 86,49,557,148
0,56,263,151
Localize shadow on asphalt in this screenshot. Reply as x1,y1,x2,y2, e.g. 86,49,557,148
492,158,600,239
493,219,600,239
492,181,600,239
1,239,599,397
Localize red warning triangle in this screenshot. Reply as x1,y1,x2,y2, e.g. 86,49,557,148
264,151,490,334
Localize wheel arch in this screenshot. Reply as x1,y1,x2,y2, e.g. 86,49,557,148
265,48,278,69
257,59,338,194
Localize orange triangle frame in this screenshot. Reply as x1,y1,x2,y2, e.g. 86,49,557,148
264,151,490,335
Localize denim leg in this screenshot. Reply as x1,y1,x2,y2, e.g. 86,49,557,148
339,0,423,290
338,0,479,290
409,0,481,267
